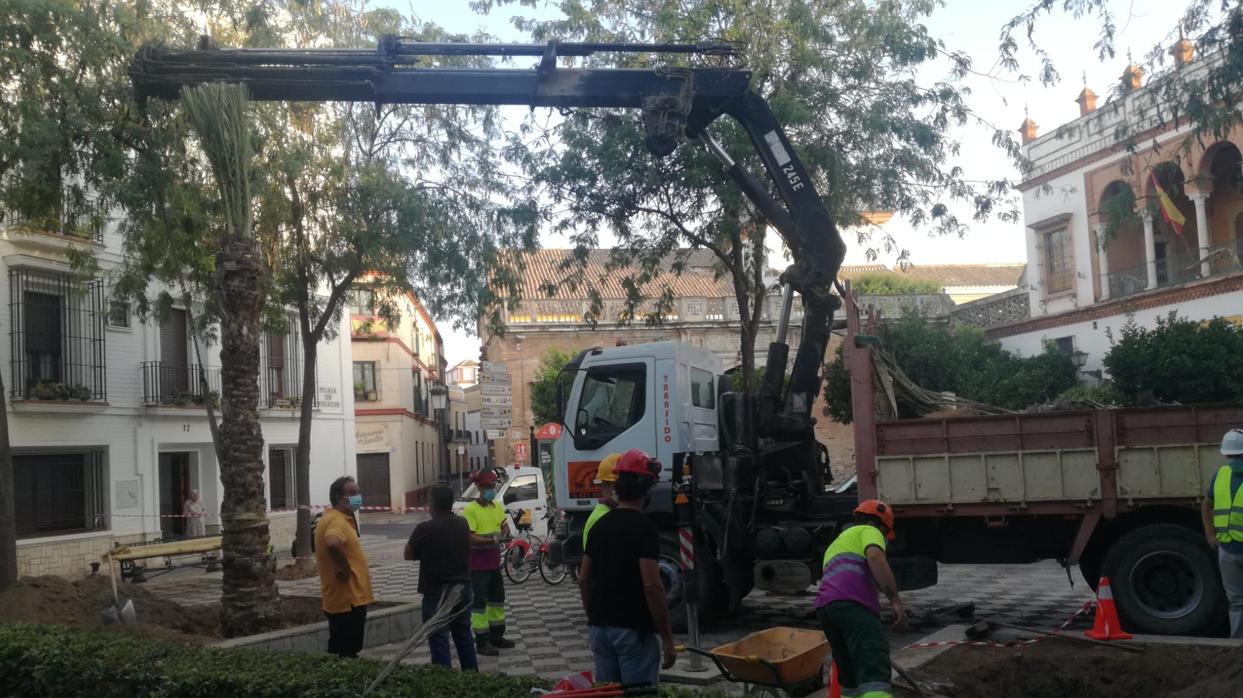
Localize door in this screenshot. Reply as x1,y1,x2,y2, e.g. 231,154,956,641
158,452,190,538
502,472,546,538
355,452,391,510
160,309,190,399
269,448,293,509
559,358,655,510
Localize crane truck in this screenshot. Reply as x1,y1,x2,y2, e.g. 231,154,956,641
131,36,1241,636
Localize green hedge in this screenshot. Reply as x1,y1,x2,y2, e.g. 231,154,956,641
0,624,725,697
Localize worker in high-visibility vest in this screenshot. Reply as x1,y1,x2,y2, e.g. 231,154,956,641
1202,428,1243,638
814,500,907,698
464,469,513,656
582,453,620,551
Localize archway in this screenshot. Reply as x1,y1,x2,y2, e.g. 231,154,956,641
1097,180,1145,296
1204,142,1243,265
1147,162,1197,285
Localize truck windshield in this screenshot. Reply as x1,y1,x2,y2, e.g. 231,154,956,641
574,363,646,448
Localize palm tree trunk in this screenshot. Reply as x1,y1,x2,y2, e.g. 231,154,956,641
0,369,16,590
216,239,278,636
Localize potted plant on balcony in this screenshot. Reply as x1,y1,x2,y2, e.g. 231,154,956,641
30,381,58,400
70,384,93,401
172,390,193,407
354,382,367,401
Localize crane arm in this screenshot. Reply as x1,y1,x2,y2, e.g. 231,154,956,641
130,37,847,439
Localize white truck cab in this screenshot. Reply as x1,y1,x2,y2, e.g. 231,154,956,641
454,465,551,540
554,341,722,514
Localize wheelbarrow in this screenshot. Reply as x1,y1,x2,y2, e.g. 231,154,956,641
680,627,830,697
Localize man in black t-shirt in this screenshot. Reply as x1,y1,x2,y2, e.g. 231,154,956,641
580,449,675,687
404,485,477,671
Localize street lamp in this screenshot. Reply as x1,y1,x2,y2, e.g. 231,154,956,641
429,384,449,482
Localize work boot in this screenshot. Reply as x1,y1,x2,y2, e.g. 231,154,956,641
490,627,516,649
475,639,499,656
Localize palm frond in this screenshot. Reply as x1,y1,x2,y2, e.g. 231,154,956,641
180,83,254,241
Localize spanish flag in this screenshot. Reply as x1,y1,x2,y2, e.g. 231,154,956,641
1151,173,1186,237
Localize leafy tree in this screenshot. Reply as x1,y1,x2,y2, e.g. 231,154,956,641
1104,314,1243,405
824,314,1079,422
481,0,1019,390
252,3,535,565
851,272,943,296
530,348,576,426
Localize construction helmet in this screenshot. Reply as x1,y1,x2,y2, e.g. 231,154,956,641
615,449,661,480
471,469,498,488
854,499,896,540
1223,429,1243,457
595,453,621,485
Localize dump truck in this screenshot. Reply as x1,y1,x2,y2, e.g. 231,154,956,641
548,293,1241,636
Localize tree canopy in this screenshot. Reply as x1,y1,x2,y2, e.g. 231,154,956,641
850,272,944,296
478,0,1020,389
530,348,576,426
1104,313,1243,405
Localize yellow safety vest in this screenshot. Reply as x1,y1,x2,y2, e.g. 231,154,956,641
1212,465,1243,544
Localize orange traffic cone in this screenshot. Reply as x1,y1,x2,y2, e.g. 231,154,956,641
1085,577,1133,641
827,660,841,698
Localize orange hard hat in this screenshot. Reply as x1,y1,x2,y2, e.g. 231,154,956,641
615,449,660,480
854,499,896,540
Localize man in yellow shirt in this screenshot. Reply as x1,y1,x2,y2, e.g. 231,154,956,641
464,469,512,656
315,475,374,657
582,453,620,551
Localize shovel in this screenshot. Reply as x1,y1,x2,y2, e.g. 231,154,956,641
101,552,137,627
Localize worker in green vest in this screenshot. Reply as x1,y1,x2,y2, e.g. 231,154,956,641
582,453,620,551
1203,428,1243,638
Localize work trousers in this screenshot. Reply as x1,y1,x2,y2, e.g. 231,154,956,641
325,604,368,658
470,569,507,642
423,584,478,670
817,600,891,698
1221,547,1243,639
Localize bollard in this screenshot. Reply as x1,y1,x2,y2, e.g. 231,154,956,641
679,527,708,672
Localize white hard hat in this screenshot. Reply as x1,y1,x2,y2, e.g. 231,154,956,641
1223,429,1243,456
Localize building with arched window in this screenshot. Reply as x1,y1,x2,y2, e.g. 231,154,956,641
988,43,1243,373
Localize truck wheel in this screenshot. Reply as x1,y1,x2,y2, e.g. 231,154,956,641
658,534,724,632
1101,523,1226,636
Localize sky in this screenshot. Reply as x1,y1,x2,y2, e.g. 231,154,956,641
385,0,1195,366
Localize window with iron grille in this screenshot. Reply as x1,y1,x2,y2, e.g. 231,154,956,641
347,288,374,315
1041,226,1074,294
14,451,107,537
354,362,378,400
9,269,106,400
263,322,305,407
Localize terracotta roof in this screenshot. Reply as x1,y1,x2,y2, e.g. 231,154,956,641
504,248,736,300
892,264,1025,288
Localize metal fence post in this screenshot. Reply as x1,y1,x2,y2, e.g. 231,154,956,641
679,526,707,672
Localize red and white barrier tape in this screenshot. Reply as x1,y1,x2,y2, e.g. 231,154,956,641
678,528,694,571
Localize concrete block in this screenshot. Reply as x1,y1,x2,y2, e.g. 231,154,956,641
391,610,413,643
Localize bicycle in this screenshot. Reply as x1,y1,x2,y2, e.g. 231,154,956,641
502,508,570,585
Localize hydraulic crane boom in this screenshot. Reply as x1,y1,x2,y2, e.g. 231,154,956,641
131,36,847,446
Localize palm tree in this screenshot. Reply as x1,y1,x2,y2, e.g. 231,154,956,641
181,83,279,635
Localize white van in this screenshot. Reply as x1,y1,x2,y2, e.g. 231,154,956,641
453,466,551,540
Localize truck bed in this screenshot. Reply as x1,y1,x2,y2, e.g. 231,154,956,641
867,404,1243,516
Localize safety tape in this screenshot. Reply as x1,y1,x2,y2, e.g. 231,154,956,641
102,504,434,519
901,598,1096,651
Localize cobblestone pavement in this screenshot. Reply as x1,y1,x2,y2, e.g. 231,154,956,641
145,515,1096,689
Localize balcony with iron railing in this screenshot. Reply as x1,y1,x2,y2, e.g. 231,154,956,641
1103,238,1243,300
141,362,220,407
9,269,107,402
1,189,106,244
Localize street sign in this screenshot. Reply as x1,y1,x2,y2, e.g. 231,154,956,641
485,429,506,440
481,406,513,418
481,394,513,407
481,361,507,374
479,382,512,397
479,372,512,385
482,418,512,429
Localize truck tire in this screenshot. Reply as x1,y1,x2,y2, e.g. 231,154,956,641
1101,523,1226,636
658,533,725,633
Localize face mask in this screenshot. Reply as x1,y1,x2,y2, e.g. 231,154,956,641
346,494,363,511
482,489,497,502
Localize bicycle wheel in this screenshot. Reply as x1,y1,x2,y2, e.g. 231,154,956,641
538,549,568,585
504,545,533,584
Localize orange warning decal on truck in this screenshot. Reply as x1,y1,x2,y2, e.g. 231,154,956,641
568,460,602,499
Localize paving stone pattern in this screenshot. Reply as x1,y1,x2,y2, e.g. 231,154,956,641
147,532,1095,685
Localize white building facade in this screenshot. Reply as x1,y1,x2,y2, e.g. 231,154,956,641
3,205,356,577
989,46,1243,369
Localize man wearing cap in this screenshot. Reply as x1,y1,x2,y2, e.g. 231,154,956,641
814,499,907,698
579,449,676,687
582,453,620,551
1202,428,1243,638
463,468,513,656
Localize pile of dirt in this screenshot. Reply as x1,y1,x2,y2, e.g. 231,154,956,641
0,575,326,642
276,560,319,581
896,641,1240,698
